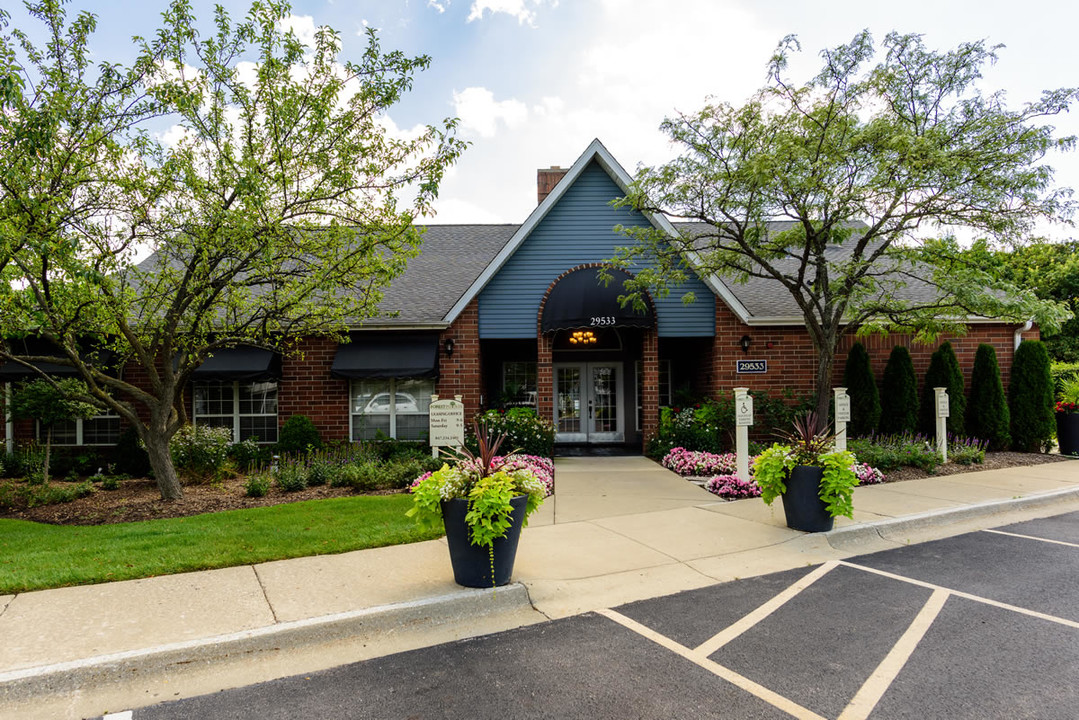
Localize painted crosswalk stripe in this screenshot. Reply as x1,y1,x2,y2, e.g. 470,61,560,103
694,560,838,657
837,588,950,720
599,608,827,720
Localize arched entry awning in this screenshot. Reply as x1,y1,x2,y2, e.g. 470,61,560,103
541,267,654,333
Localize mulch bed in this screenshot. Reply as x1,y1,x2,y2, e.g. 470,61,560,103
0,474,394,526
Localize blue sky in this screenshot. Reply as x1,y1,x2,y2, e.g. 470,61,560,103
7,0,1079,237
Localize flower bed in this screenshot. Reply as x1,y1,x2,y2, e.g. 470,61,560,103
411,453,554,497
661,447,739,476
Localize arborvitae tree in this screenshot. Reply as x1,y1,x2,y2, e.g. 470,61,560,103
919,341,967,436
1009,340,1055,452
843,342,881,437
966,344,1011,450
879,346,919,435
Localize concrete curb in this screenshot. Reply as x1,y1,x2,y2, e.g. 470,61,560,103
826,485,1079,548
0,582,533,705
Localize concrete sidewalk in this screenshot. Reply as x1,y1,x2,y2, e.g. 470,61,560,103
1,456,1077,719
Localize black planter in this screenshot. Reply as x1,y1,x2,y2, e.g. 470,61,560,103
1057,412,1079,457
780,465,834,533
441,495,528,588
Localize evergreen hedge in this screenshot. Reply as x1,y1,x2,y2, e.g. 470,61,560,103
919,341,966,436
966,344,1010,450
843,342,881,436
878,346,919,434
276,414,323,455
1009,340,1055,452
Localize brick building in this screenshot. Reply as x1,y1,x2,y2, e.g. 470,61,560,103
2,139,1034,453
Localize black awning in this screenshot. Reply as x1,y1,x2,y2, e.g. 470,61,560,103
541,267,654,333
192,348,281,381
0,341,116,380
331,334,439,379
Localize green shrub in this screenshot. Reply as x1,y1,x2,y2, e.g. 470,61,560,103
1009,340,1055,452
919,341,966,436
170,425,233,482
100,475,122,491
848,433,941,473
273,459,309,492
843,342,881,436
244,473,271,498
113,427,151,477
1051,361,1079,393
329,461,390,491
469,407,554,458
229,438,269,472
19,480,96,508
276,415,322,455
965,344,1011,450
878,346,919,435
305,455,332,487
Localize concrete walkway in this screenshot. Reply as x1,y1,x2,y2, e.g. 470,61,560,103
1,456,1078,719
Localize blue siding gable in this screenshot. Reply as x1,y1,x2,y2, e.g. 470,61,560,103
477,161,715,338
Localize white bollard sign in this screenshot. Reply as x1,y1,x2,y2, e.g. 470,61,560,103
734,388,753,481
429,395,465,458
833,387,850,453
934,387,949,464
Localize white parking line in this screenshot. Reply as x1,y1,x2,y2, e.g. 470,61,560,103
695,561,839,657
839,560,1079,629
102,712,133,720
837,589,950,720
599,608,827,720
982,529,1079,548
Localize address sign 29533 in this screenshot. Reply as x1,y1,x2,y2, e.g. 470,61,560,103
590,316,616,327
736,359,768,374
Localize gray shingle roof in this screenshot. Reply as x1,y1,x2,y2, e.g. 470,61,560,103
371,224,517,325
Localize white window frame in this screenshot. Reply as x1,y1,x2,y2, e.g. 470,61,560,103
193,380,279,444
349,378,434,441
502,361,538,408
39,410,122,447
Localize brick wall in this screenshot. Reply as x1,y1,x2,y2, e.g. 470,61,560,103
437,300,483,413
279,336,350,441
709,302,1038,402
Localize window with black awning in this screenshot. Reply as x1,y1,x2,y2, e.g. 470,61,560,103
191,347,281,381
541,267,654,333
331,334,439,379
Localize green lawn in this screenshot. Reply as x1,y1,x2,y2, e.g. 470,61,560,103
0,494,442,594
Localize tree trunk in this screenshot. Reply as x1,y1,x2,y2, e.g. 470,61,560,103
43,427,52,483
813,344,836,424
143,424,184,501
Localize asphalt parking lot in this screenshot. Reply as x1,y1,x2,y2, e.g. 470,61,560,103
128,510,1079,720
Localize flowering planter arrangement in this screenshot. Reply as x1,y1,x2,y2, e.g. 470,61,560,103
753,412,858,533
1056,400,1079,457
408,423,547,588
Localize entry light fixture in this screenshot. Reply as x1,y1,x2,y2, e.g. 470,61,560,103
739,335,752,354
569,330,598,345
443,338,455,357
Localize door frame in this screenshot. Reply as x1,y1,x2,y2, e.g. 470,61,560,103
553,361,624,444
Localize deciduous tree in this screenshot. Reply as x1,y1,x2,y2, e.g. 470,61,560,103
614,31,1073,419
0,0,464,499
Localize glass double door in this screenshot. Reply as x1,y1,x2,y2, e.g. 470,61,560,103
554,362,623,443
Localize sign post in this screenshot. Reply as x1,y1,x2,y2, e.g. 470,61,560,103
934,387,949,464
833,387,851,453
429,395,465,459
734,387,754,481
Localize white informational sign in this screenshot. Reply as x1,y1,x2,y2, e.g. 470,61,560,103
429,397,465,447
735,394,754,427
935,389,950,419
835,394,851,423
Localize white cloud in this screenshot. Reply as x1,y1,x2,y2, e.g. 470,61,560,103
428,0,448,13
278,14,318,47
467,0,555,26
453,87,529,137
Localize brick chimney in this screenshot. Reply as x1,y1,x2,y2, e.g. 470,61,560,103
537,166,568,204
